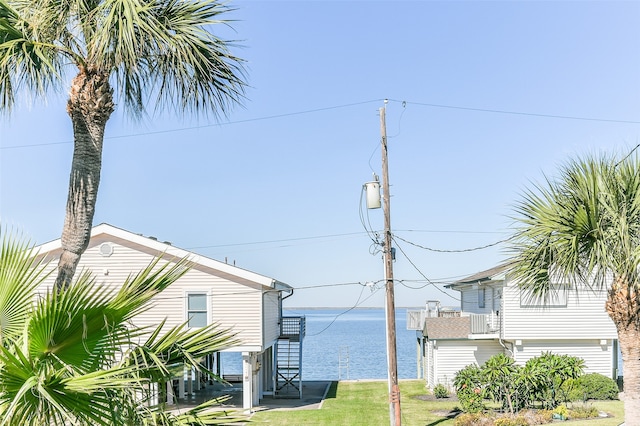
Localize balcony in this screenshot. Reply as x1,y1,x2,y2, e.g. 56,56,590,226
407,310,500,338
406,308,461,331
469,312,500,336
280,316,306,341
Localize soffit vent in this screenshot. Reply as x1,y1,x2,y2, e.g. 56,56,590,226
99,242,114,257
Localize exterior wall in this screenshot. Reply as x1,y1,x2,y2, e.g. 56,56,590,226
502,279,617,341
513,340,616,378
262,291,281,347
36,238,267,352
459,284,501,316
430,340,504,388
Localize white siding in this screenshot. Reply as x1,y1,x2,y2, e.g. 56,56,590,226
514,340,615,378
502,281,617,340
36,237,268,352
262,291,281,347
433,340,503,387
460,284,501,315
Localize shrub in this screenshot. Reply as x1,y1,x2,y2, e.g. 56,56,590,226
457,388,486,414
494,416,528,426
519,409,553,425
454,412,494,426
568,404,599,419
552,404,568,418
433,383,450,398
567,373,619,401
454,364,486,413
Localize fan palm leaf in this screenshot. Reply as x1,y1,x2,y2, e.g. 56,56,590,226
509,152,640,424
0,231,242,425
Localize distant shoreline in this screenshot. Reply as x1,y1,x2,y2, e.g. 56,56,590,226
284,306,423,310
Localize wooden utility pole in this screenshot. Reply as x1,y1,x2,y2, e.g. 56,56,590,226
380,104,401,425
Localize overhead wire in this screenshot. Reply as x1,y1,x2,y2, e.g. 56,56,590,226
393,234,511,253
391,99,640,124
391,234,461,301
3,97,638,151
358,184,381,249
304,282,384,337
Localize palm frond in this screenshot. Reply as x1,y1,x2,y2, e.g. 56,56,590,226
0,0,71,110
509,153,640,300
90,0,246,117
125,319,239,383
0,227,50,345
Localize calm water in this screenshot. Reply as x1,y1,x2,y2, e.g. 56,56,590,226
221,308,420,380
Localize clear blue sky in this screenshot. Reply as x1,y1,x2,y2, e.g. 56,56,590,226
1,1,639,309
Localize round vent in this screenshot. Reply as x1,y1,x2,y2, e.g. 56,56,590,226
99,243,114,257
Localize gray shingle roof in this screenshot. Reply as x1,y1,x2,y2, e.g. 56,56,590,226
453,262,513,285
424,316,470,339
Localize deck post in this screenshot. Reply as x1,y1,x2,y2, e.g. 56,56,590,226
242,352,253,412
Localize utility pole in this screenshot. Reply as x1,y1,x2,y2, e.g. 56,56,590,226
380,103,401,425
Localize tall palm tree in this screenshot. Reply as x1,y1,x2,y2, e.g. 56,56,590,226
0,0,246,288
508,153,640,424
0,228,243,425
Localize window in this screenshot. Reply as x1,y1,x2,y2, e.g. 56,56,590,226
187,293,208,327
478,288,486,308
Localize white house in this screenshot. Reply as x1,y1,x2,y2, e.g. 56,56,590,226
33,223,305,412
407,263,619,389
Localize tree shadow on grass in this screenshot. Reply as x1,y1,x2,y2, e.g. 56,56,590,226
425,409,461,426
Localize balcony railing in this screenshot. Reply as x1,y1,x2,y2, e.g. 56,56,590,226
469,313,500,334
406,309,461,331
406,310,426,331
280,316,306,340
407,310,499,336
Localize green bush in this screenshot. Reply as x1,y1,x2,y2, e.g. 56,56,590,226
433,383,449,398
518,409,553,425
454,412,494,426
494,416,528,426
567,373,619,401
568,404,600,419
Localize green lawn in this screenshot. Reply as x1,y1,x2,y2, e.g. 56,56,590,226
250,380,456,426
248,380,625,426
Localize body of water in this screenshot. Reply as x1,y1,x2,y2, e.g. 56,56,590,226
221,307,420,381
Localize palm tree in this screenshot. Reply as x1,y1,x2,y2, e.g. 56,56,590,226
508,153,640,424
0,228,243,425
0,0,246,288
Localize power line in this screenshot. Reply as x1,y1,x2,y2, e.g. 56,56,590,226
303,284,383,337
393,99,640,124
391,235,460,301
393,234,511,253
3,97,638,150
0,99,383,150
186,232,365,250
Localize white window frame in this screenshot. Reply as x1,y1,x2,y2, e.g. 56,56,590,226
185,291,210,328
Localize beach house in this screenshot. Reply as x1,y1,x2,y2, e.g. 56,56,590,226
33,223,305,411
407,263,619,389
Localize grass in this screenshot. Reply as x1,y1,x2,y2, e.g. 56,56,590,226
248,380,624,425
250,380,458,425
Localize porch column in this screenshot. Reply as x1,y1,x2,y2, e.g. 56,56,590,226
167,380,175,405
252,354,260,406
242,352,253,412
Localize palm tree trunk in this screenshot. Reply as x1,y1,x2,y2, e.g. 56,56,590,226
54,66,114,289
606,281,640,426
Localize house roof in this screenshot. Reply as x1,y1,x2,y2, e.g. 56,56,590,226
445,262,512,289
35,223,293,293
424,316,470,339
